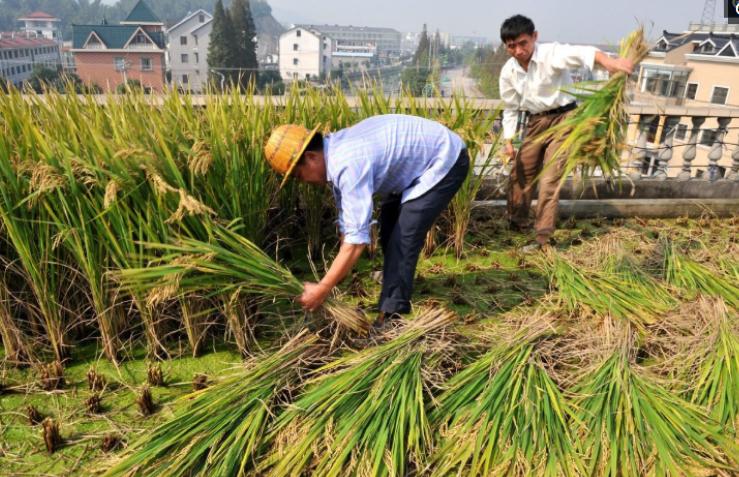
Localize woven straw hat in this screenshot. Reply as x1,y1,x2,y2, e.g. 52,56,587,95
264,124,321,188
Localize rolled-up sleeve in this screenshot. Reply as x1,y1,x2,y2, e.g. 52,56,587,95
549,43,598,71
499,66,519,140
334,162,373,245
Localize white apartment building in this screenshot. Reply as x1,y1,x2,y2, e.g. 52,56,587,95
167,9,213,92
332,44,376,71
0,32,61,87
279,27,333,81
18,11,62,43
301,24,401,58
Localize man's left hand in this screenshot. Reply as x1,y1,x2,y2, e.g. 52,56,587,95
299,282,331,312
605,57,634,76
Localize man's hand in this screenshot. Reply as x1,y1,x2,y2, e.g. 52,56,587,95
299,282,331,312
596,51,634,76
503,140,517,162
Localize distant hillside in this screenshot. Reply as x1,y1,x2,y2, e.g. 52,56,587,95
0,0,284,58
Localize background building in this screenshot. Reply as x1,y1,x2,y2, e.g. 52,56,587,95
71,0,166,92
300,24,400,58
279,26,333,81
18,11,62,43
631,22,739,177
167,9,212,92
0,32,61,87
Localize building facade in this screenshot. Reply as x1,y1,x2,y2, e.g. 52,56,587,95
278,27,333,81
0,32,61,87
18,11,62,43
71,0,166,92
167,9,213,92
300,24,401,58
631,23,739,178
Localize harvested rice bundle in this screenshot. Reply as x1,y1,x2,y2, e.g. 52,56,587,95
104,331,320,477
533,27,649,182
662,240,739,309
687,299,739,432
536,251,666,330
119,223,369,334
429,317,579,477
572,323,738,476
262,308,455,477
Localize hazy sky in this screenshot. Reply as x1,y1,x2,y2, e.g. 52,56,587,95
266,0,698,44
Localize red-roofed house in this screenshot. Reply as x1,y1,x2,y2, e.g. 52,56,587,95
18,11,62,43
71,0,166,92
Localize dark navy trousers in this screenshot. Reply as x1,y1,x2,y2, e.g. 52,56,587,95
378,149,470,314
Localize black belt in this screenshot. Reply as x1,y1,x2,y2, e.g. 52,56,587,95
531,102,577,117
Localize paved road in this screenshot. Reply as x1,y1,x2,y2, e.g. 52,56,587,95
440,66,484,98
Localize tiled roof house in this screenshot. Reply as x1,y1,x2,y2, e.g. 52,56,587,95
71,0,166,92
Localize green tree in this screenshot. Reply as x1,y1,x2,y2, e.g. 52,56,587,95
413,24,430,68
208,0,237,89
230,0,258,88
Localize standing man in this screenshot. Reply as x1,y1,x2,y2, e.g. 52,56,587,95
264,114,468,324
499,14,633,249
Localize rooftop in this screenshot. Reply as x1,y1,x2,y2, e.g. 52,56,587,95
71,24,166,49
18,11,60,21
0,31,57,49
122,0,161,24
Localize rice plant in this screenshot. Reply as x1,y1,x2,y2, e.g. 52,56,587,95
663,240,739,309
262,308,455,477
118,222,370,335
532,27,649,182
104,330,319,477
429,316,579,477
536,251,667,329
572,323,738,475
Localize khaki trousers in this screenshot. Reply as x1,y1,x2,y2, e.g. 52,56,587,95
507,110,571,245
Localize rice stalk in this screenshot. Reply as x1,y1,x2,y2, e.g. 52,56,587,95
103,330,320,477
662,240,739,309
118,223,369,335
536,250,666,330
429,315,579,477
532,27,649,182
572,322,738,476
263,308,455,477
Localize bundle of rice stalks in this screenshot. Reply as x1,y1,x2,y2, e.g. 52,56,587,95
104,331,319,477
687,299,739,433
602,249,678,312
136,386,156,417
146,363,164,387
429,316,578,477
263,308,456,477
532,27,649,181
663,240,739,309
38,361,65,391
26,405,43,425
119,223,369,335
572,323,738,475
42,417,63,454
536,251,665,330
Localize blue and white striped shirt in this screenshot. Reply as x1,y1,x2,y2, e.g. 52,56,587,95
324,114,466,245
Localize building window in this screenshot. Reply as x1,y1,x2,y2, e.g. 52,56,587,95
710,86,728,105
296,29,301,37
685,83,697,100
700,129,718,146
194,34,198,46
293,43,298,51
675,124,688,141
130,31,151,46
194,52,199,63
181,53,189,63
182,74,188,84
198,14,205,22
114,57,125,71
293,58,299,65
141,57,152,71
180,35,187,46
